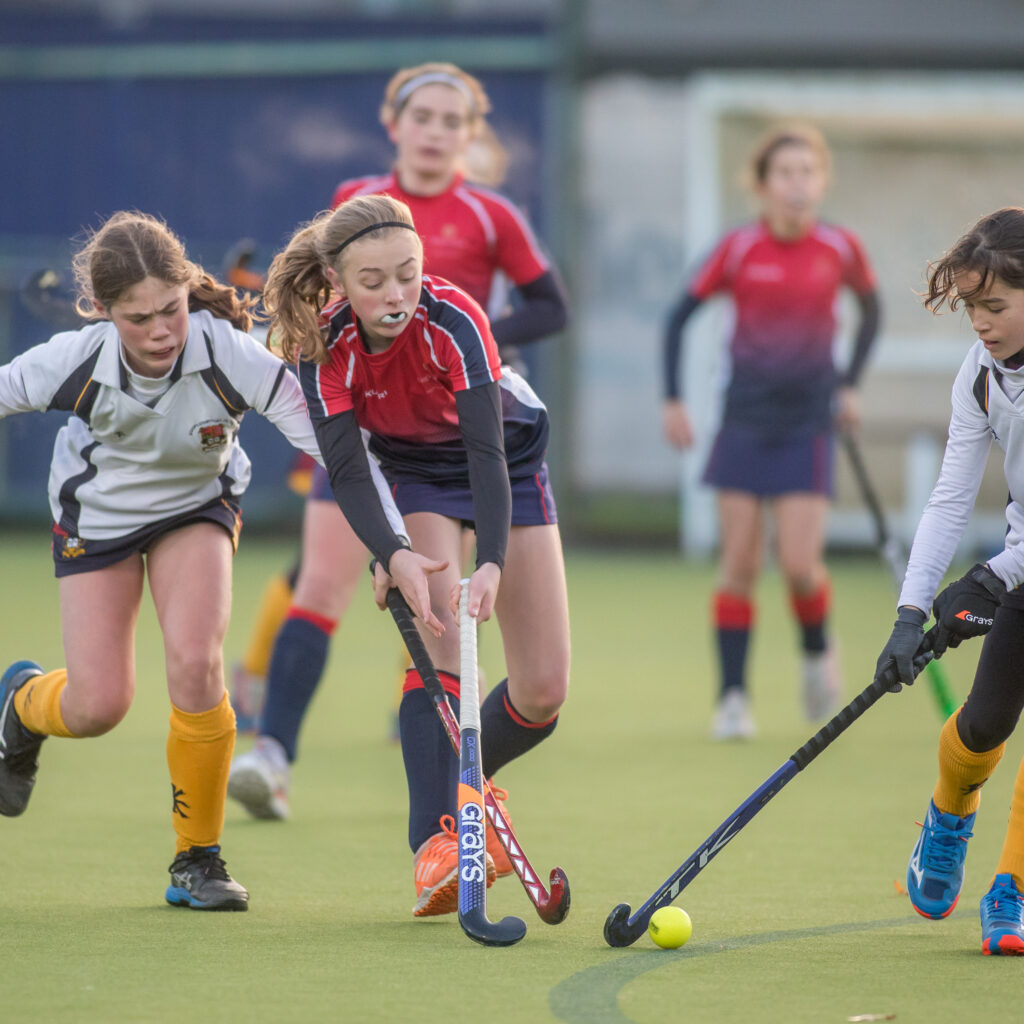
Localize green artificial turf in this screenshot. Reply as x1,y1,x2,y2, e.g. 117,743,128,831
2,533,1020,1023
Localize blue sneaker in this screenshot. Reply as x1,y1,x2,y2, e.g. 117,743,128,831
907,800,975,919
166,845,249,911
0,660,45,817
981,873,1024,956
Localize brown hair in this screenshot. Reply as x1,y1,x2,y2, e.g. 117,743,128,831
379,62,507,187
747,124,832,188
263,194,420,365
925,208,1024,312
71,211,257,331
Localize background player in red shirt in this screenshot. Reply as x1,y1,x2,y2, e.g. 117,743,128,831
262,193,569,917
228,62,568,819
662,125,880,740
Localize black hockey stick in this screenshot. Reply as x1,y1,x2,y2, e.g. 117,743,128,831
603,632,938,947
840,431,958,718
455,581,526,946
385,586,571,925
18,269,84,331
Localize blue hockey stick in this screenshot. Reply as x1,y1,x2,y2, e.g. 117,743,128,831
456,582,526,947
603,634,937,947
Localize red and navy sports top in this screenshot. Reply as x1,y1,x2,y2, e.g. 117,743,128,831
299,274,549,484
691,220,876,432
331,172,550,311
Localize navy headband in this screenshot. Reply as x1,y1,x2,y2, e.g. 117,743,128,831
327,221,417,257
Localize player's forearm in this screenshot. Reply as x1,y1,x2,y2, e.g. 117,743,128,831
490,270,569,349
662,293,700,400
314,410,409,570
456,384,511,569
840,290,881,387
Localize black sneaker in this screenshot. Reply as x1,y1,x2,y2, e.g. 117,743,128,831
165,845,249,911
0,661,45,817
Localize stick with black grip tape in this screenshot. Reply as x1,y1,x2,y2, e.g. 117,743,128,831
603,629,939,948
455,580,526,946
383,584,570,925
841,431,958,719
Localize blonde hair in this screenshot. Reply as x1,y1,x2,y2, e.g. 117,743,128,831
380,62,508,187
71,210,257,331
745,124,832,190
263,194,419,365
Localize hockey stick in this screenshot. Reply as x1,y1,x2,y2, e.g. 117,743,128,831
18,268,84,332
603,633,938,947
385,586,571,925
840,431,958,718
455,581,527,946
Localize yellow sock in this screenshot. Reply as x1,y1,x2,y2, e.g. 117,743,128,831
242,574,293,677
167,693,236,854
996,756,1024,890
932,709,1005,817
13,669,77,737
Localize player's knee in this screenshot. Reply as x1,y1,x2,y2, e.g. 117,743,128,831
165,648,223,705
292,571,349,618
70,690,132,736
958,710,1015,754
513,668,568,722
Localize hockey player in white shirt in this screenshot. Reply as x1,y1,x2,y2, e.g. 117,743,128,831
0,211,436,911
874,207,1024,955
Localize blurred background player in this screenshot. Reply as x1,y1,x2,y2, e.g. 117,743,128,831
874,207,1024,955
661,125,880,740
263,194,569,916
0,211,406,910
228,61,569,820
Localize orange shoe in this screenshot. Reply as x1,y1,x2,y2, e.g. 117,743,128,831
412,814,495,917
485,781,515,879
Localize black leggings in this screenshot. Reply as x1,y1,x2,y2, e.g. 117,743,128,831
957,601,1024,753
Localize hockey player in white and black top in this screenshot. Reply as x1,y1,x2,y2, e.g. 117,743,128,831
0,211,417,912
874,208,1024,955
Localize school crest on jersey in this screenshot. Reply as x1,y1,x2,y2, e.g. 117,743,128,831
60,535,85,559
192,420,231,453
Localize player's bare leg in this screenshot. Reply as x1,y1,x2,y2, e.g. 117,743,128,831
148,524,248,910
711,491,764,739
776,492,838,719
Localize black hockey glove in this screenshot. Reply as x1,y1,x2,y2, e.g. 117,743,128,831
931,563,1006,657
874,606,927,692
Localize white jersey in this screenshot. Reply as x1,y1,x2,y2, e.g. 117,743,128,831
0,309,406,542
900,339,1024,611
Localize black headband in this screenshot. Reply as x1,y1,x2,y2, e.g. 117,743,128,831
327,221,417,257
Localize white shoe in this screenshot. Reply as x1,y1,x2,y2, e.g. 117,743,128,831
228,736,290,820
711,689,756,741
802,643,842,721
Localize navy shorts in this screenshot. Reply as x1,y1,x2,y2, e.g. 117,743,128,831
392,463,557,527
702,423,833,498
51,497,242,578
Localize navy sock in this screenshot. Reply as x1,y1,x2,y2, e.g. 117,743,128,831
400,686,459,852
480,679,558,779
717,628,750,697
800,621,827,654
259,616,331,762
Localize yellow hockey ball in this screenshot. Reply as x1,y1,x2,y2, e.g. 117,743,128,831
648,906,692,949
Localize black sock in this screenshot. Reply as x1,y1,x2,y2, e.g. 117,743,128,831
717,627,750,697
480,679,558,779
